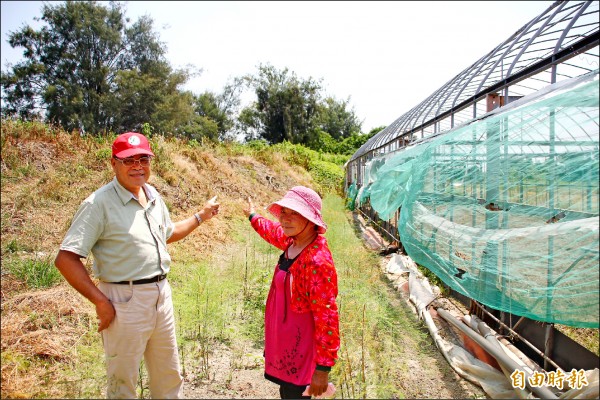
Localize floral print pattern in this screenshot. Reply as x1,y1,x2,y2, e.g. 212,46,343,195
251,214,340,367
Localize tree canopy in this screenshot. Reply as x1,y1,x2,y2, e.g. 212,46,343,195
237,64,322,144
0,1,194,134
1,1,377,156
237,63,363,148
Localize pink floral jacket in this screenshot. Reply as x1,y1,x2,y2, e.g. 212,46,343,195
250,214,340,367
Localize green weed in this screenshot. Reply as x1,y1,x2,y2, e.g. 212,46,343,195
4,238,23,253
5,257,63,289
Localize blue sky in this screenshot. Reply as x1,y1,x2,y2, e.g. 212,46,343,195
1,1,554,132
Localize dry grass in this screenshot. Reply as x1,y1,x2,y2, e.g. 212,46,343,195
556,325,600,357
0,120,317,398
1,283,98,398
1,285,95,360
1,120,597,398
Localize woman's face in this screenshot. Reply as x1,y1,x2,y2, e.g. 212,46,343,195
278,206,311,237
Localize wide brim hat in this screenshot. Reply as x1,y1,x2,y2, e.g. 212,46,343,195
112,132,155,158
267,186,327,234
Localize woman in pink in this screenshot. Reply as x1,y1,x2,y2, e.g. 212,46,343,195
243,186,340,399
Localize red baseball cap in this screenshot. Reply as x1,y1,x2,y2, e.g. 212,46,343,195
112,132,155,158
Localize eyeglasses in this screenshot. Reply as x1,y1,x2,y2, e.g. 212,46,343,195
114,156,152,167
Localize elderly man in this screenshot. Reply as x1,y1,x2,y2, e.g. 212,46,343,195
55,131,219,398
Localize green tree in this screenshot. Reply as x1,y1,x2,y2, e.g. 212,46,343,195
324,125,383,155
189,92,226,139
1,1,193,135
217,77,244,141
185,77,244,141
112,66,194,135
238,64,322,145
177,114,220,142
306,129,339,153
317,96,362,140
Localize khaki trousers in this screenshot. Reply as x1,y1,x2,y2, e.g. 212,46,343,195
99,279,183,399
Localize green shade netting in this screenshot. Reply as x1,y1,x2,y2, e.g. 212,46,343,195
368,71,599,327
346,182,358,210
357,152,397,208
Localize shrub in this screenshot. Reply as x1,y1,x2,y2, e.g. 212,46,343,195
308,159,344,195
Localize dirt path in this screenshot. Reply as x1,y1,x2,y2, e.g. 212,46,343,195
181,214,488,399
182,340,279,399
181,277,486,399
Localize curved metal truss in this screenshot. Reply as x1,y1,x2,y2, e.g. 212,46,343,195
348,0,599,165
345,0,600,372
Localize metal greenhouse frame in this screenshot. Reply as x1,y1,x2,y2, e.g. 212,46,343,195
345,0,599,373
347,0,599,190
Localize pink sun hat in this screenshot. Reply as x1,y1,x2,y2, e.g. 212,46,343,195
267,186,327,233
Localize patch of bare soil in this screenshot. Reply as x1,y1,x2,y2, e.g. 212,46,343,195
182,341,279,399
180,278,486,400
181,225,487,400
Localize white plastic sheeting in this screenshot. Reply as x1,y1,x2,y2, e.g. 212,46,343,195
383,253,600,399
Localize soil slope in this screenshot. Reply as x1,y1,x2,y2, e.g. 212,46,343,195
1,126,485,398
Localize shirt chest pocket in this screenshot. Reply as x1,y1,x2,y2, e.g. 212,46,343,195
144,208,167,241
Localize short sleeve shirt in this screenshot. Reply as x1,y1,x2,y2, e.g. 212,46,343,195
60,177,174,282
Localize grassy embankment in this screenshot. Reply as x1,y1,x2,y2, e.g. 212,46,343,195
1,120,430,398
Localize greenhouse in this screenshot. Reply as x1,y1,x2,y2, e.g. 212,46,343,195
345,0,599,378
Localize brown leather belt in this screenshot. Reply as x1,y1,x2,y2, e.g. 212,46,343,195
112,274,167,285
